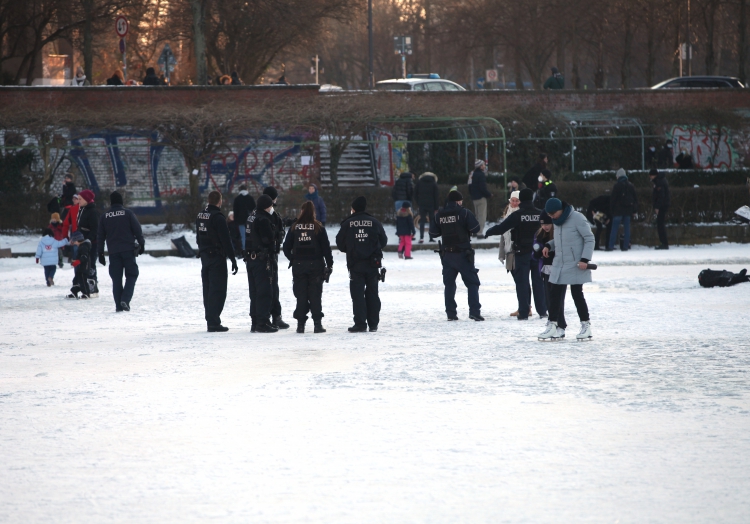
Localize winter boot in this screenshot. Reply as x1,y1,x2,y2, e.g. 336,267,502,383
398,249,404,259
120,301,130,312
538,321,558,341
256,321,279,333
576,321,592,341
273,315,290,329
314,322,326,333
46,277,52,287
297,319,306,334
207,325,229,332
348,324,367,333
469,313,485,321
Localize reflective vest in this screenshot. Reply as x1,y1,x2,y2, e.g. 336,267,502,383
437,208,469,248
196,206,222,253
292,222,320,258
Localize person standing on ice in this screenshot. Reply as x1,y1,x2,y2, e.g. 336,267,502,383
283,201,334,334
197,190,238,332
262,186,290,330
245,195,280,333
431,190,483,321
96,191,145,312
538,198,595,341
336,196,388,333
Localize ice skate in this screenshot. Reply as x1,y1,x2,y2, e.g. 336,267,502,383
576,321,592,341
553,326,565,341
538,321,558,341
66,293,78,299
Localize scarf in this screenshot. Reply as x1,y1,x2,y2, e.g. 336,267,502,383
74,75,87,86
552,205,572,226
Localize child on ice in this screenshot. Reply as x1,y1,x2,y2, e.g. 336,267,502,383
49,212,66,268
396,201,416,259
35,228,69,286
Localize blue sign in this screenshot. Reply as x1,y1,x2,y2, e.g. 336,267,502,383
476,77,485,89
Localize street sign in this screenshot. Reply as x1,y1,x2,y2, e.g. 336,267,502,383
157,43,177,73
393,36,413,56
486,69,498,83
115,16,129,37
476,77,485,89
119,38,126,55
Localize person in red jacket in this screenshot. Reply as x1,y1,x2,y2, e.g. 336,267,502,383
49,212,66,268
61,194,80,264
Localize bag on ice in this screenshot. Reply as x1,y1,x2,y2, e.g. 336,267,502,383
171,236,197,258
698,268,749,288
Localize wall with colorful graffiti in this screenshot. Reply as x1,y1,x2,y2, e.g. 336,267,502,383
669,125,746,169
372,130,408,187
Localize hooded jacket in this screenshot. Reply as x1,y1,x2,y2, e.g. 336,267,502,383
391,172,414,202
36,236,69,266
233,191,256,225
77,203,99,254
396,208,416,237
305,184,327,224
468,167,492,200
414,172,439,211
652,172,671,209
610,176,639,216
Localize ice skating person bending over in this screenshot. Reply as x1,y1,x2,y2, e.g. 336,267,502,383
537,198,595,341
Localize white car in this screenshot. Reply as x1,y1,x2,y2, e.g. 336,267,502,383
376,74,465,91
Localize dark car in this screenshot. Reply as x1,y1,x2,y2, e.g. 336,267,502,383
651,76,745,89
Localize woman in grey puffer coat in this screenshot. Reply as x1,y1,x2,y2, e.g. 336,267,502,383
538,198,595,341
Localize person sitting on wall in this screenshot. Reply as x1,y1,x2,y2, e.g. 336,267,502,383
142,67,161,86
106,69,124,86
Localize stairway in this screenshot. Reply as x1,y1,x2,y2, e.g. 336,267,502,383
319,137,376,187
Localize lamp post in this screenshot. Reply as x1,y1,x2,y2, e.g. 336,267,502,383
686,0,692,76
368,0,374,88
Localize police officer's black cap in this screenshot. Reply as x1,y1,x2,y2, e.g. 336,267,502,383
110,191,123,205
257,194,274,210
262,186,278,200
448,190,463,202
519,188,534,202
351,196,367,212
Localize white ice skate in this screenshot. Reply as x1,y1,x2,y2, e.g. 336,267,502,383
576,321,592,341
553,326,565,341
538,321,558,341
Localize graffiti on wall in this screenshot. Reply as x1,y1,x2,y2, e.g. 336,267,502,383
670,125,740,169
372,131,408,187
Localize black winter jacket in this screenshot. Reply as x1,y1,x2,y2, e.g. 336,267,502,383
77,203,99,255
523,162,544,190
61,182,77,207
468,168,492,200
282,222,334,267
414,173,439,210
610,178,639,216
391,173,414,202
652,173,670,209
586,195,611,224
396,209,416,236
97,204,145,255
233,192,256,225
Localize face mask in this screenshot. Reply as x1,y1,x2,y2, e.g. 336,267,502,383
538,175,544,182
269,206,274,214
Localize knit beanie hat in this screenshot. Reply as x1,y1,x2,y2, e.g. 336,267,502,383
540,211,553,225
519,188,534,202
351,196,367,213
79,189,95,203
110,191,123,205
401,201,411,209
649,168,659,176
616,168,627,180
474,159,485,168
257,194,273,211
510,190,520,200
448,190,463,202
263,186,279,200
545,198,563,214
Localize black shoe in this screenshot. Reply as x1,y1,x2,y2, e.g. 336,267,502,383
469,314,485,321
604,248,614,252
296,320,306,333
250,323,257,333
256,321,278,333
517,317,529,321
447,314,459,321
540,314,548,319
655,244,669,250
348,325,367,333
66,293,78,299
314,323,326,333
120,301,130,311
273,316,290,329
369,325,378,332
207,325,229,332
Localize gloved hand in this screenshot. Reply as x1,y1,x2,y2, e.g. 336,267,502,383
72,260,81,267
138,242,145,255
35,258,39,264
99,253,106,266
231,259,238,275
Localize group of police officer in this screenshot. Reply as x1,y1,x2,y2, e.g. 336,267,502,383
196,188,389,334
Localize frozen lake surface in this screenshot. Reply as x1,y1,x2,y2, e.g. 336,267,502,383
1,246,749,522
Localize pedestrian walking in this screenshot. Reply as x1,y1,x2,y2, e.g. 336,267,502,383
305,184,327,226
197,191,238,332
414,172,439,243
36,228,69,286
97,191,145,312
391,171,414,211
538,198,595,341
336,196,388,332
282,201,334,333
468,160,492,238
431,190,483,321
650,168,670,249
232,184,255,250
396,201,416,259
245,195,279,333
607,168,638,251
49,212,66,268
76,189,99,295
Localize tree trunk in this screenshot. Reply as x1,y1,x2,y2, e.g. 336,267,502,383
620,18,634,89
740,0,747,83
646,0,657,86
704,1,718,75
82,0,93,80
191,0,208,85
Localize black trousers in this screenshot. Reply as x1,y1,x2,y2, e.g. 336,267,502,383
201,253,228,327
349,266,381,328
247,257,275,324
594,220,612,250
656,207,669,246
548,283,589,329
71,265,91,296
271,254,282,318
541,273,565,328
442,251,481,317
511,252,547,319
109,250,139,310
419,209,434,239
292,259,325,322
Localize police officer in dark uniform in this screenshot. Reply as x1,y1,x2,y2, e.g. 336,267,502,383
262,186,290,329
283,200,334,334
431,190,483,321
245,194,279,333
196,190,238,332
96,191,145,312
335,196,388,333
485,188,546,320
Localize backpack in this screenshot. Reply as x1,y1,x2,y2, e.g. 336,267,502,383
698,268,749,288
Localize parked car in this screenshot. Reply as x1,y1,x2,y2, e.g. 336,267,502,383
376,74,465,91
651,76,745,89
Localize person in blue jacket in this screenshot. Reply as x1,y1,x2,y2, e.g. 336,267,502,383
305,184,327,226
36,228,69,286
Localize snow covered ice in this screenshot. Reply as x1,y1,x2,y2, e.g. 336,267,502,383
1,245,750,522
